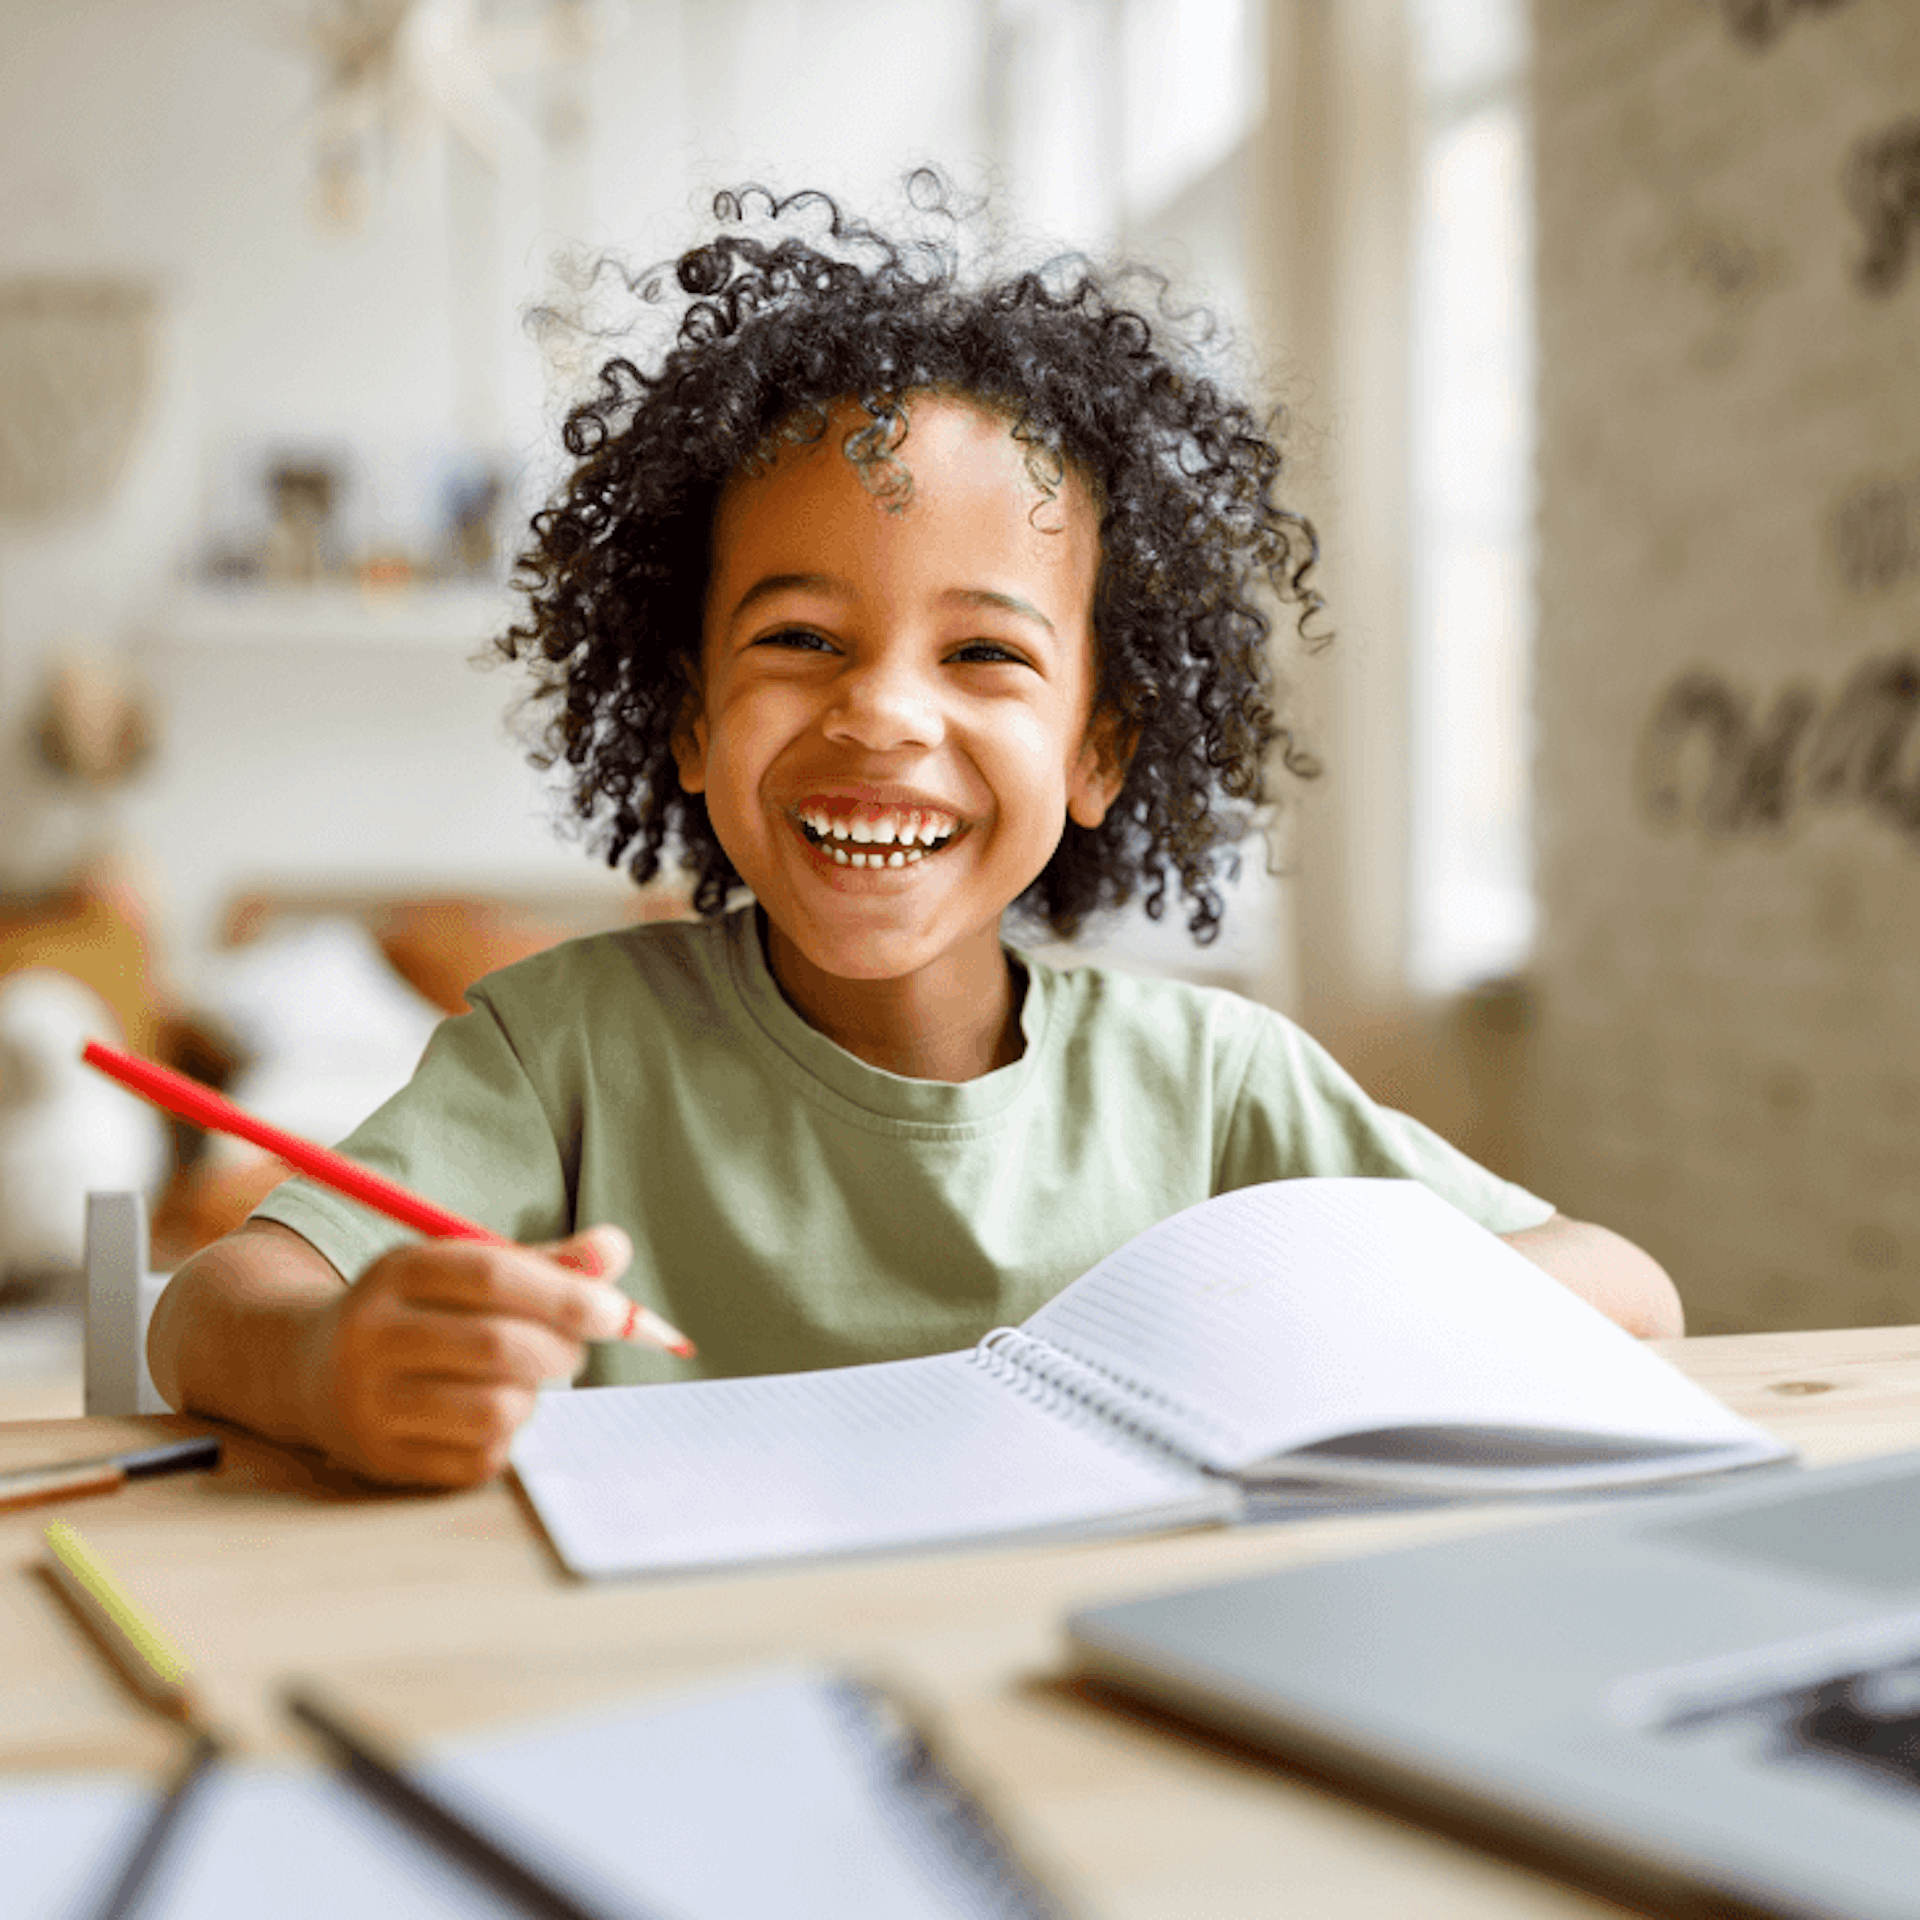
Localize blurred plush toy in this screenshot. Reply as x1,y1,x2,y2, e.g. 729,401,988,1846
0,969,166,1287
31,647,153,788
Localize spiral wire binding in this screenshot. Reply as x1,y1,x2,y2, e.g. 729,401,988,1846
825,1677,1076,1920
968,1327,1236,1472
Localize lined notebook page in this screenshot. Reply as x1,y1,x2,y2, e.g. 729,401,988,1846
511,1350,1223,1579
1022,1179,1775,1469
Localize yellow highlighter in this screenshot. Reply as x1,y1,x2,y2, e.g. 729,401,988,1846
43,1520,199,1726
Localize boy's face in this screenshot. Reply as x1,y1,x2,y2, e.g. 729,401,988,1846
675,393,1123,990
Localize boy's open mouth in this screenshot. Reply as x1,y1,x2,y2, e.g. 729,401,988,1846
793,807,960,869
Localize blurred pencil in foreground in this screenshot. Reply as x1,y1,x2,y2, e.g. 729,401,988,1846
41,1522,224,1920
44,1519,200,1725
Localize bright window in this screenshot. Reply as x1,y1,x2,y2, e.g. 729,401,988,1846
1407,0,1536,995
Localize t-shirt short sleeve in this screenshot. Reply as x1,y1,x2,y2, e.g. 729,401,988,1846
246,913,1556,1371
249,994,574,1282
1212,999,1554,1236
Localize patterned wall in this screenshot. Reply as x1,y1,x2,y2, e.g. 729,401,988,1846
1529,0,1920,1331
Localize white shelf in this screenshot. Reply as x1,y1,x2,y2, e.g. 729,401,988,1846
152,583,521,648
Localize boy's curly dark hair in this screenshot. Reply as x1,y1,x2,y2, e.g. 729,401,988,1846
498,174,1324,943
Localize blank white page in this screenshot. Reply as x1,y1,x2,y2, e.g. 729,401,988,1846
434,1667,1059,1920
1021,1179,1777,1468
510,1350,1226,1579
5,1775,150,1920
7,1770,533,1920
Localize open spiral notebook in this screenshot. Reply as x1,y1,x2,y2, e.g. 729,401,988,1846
10,1668,1070,1920
510,1179,1793,1581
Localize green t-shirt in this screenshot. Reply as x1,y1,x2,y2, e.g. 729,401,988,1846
253,906,1552,1383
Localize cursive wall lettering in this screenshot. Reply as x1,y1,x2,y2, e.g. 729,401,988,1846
1720,0,1855,50
1641,655,1920,840
1832,467,1920,595
1847,116,1920,297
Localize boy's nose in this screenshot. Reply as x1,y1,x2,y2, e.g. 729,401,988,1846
821,658,943,752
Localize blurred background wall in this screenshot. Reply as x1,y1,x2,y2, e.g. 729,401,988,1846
0,0,1283,984
3,0,1915,1333
0,0,1014,960
1526,0,1920,1332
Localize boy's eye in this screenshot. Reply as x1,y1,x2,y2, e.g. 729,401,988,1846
755,627,833,653
950,640,1028,666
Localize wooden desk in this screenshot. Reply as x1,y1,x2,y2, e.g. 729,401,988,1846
4,1324,1916,1919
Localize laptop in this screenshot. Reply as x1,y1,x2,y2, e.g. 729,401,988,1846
1066,1450,1920,1919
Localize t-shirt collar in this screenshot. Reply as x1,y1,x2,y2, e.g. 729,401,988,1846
720,904,1048,1124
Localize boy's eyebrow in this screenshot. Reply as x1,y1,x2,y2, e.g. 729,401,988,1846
727,575,1057,636
728,572,849,623
940,587,1055,634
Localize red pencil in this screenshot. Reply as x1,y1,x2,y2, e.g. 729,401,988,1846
81,1039,694,1357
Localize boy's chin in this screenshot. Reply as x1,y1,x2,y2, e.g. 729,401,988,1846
766,907,1008,988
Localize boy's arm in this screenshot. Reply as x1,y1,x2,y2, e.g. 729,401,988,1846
146,1218,639,1486
147,1221,346,1450
1499,1213,1685,1340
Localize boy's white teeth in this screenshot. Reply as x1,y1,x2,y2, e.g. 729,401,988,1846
798,807,956,856
827,845,920,867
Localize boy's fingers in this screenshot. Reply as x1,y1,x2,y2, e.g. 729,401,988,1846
543,1224,633,1282
539,1227,693,1354
380,1240,628,1340
535,1228,656,1343
384,1311,582,1387
364,1426,518,1489
373,1228,688,1353
378,1375,537,1445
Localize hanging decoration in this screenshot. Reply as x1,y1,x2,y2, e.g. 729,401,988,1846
0,280,155,518
295,0,618,227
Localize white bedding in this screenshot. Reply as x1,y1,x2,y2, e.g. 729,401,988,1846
193,916,444,1158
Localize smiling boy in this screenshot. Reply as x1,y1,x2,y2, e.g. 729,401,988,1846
679,394,1123,1081
147,190,1681,1491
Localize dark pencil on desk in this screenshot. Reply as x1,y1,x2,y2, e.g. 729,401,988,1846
284,1685,657,1920
0,1433,220,1514
80,1038,694,1357
83,1732,222,1920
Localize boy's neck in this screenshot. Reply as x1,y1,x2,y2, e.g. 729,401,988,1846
760,913,1025,1081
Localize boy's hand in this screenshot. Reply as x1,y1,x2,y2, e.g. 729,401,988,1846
304,1225,636,1488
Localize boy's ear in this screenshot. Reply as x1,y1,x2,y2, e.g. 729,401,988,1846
1067,703,1134,830
668,664,708,796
